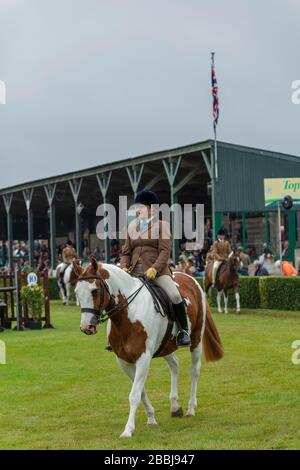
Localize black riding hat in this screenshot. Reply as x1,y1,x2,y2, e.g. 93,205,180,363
217,228,226,236
134,188,159,206
66,240,73,245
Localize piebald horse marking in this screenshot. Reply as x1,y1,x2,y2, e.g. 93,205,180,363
74,258,224,438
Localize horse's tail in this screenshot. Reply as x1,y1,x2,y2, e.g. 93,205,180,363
203,300,224,362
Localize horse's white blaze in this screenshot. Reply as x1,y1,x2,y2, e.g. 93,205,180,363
75,280,98,331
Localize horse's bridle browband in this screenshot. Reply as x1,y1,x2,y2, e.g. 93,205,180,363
77,274,145,323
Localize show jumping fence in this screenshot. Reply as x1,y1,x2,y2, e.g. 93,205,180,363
0,270,52,329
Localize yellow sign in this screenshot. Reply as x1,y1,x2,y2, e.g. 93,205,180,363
264,178,300,207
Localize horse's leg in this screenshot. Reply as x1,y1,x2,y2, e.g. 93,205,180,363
66,281,70,306
57,280,66,304
164,354,183,417
224,289,228,314
117,358,157,426
120,352,152,438
234,286,240,314
217,290,223,313
186,343,202,417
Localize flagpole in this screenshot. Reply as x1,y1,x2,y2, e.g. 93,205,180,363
211,51,218,181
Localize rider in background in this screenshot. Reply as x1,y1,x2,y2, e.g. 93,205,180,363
211,228,231,288
120,188,191,347
60,240,76,280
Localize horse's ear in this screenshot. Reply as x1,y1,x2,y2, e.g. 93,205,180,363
72,259,82,277
90,257,98,273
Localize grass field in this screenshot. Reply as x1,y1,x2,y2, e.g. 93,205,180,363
0,301,300,450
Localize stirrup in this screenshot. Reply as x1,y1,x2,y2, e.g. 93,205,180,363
176,330,191,347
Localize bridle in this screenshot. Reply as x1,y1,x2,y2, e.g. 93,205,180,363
229,254,241,272
77,273,145,324
78,274,110,320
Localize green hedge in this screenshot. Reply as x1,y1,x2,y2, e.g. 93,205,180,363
196,276,300,311
259,277,300,311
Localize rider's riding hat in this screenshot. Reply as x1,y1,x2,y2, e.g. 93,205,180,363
134,188,159,206
217,228,226,237
66,239,73,245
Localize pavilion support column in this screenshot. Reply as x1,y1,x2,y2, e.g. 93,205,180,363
126,164,144,199
162,156,182,264
22,188,34,267
201,149,215,241
69,178,83,258
209,146,217,241
44,184,57,270
3,194,13,270
96,172,112,263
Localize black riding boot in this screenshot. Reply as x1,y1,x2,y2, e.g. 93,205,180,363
173,301,191,347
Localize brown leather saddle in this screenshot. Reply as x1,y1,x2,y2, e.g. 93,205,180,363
139,276,176,357
139,275,175,322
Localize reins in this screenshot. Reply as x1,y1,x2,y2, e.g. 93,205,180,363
77,274,145,323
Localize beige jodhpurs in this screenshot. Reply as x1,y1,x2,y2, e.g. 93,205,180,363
154,275,182,305
131,261,182,304
212,260,222,283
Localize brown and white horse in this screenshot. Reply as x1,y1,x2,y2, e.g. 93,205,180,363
56,263,78,305
204,253,241,314
73,258,224,438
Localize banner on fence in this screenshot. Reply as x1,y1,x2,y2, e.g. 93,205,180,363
264,178,300,207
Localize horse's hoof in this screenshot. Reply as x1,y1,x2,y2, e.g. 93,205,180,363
147,417,158,425
186,408,195,417
224,311,228,315
171,407,183,418
120,430,133,438
236,310,240,315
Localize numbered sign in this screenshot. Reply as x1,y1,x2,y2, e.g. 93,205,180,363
27,272,38,286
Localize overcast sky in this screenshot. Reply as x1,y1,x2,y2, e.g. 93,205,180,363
0,0,299,188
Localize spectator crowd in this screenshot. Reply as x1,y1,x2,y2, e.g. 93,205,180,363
0,224,299,278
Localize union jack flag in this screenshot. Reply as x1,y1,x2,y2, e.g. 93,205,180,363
211,64,219,128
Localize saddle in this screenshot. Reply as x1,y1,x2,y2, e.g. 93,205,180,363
139,275,175,322
139,276,176,358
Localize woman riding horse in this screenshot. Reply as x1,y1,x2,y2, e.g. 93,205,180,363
120,188,190,347
211,228,231,287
